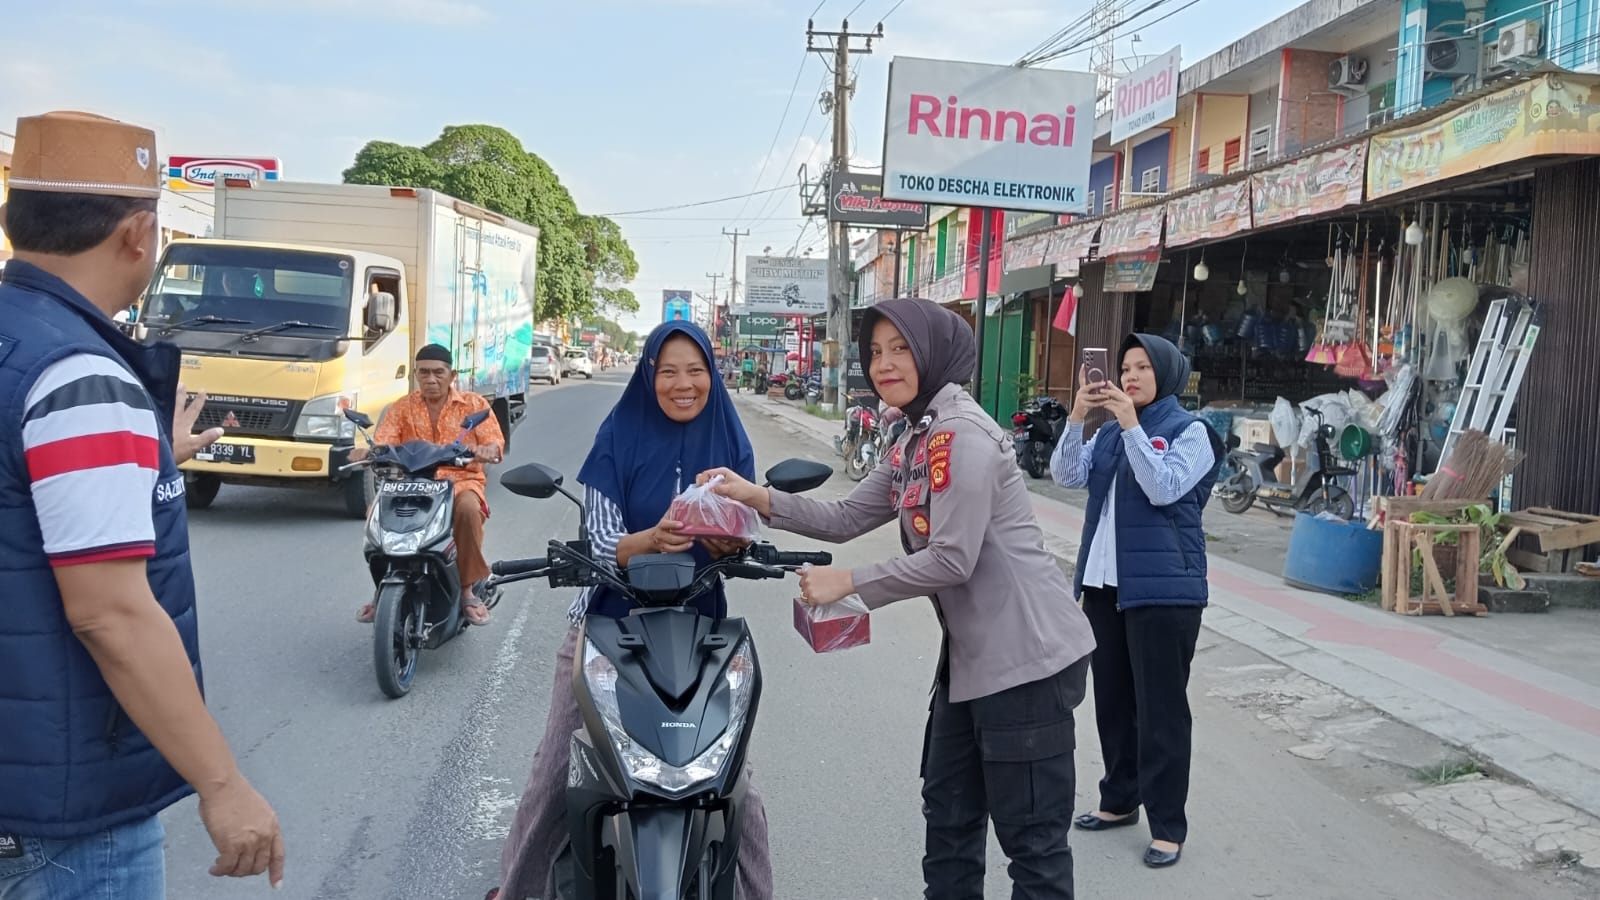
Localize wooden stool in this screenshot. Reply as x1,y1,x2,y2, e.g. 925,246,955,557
1382,521,1488,616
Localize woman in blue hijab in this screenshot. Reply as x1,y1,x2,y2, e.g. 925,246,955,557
492,321,771,900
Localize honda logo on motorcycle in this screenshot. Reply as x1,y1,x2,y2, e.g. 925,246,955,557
660,721,697,728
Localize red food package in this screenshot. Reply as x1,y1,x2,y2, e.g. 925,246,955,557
793,596,871,653
666,476,761,540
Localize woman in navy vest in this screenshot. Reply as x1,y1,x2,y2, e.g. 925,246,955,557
1049,333,1225,870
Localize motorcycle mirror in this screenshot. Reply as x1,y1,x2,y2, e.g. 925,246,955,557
1226,434,1242,450
343,409,375,430
764,458,833,493
461,410,492,431
500,463,564,499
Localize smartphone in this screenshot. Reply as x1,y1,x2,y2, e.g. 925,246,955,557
1082,347,1110,387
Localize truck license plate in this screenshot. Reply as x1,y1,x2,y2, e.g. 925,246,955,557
196,443,255,464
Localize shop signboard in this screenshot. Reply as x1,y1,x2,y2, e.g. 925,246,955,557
828,170,930,227
1003,230,1052,272
1099,204,1165,256
1110,47,1182,144
739,311,785,338
1367,73,1600,200
882,56,1097,214
1251,142,1367,228
166,156,282,192
1164,178,1252,247
1042,222,1100,278
743,255,828,315
662,289,693,322
1102,250,1162,293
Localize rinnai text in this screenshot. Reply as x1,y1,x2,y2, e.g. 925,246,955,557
906,95,1078,147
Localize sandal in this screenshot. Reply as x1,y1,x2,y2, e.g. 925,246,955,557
462,601,492,626
356,603,376,624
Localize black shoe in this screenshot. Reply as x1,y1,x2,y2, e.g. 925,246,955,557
1074,810,1141,831
1143,845,1182,868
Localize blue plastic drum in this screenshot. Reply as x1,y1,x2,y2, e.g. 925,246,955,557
1281,511,1384,595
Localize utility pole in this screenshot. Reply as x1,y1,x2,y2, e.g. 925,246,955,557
808,17,882,411
706,271,725,350
722,228,748,311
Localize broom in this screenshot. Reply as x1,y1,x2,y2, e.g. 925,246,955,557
1421,429,1523,502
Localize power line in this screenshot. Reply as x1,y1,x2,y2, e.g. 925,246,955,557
597,183,800,217
727,54,815,226
879,0,908,23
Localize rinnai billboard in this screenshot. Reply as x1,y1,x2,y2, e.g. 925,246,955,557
743,256,828,315
881,57,1096,215
1110,47,1181,145
166,156,282,192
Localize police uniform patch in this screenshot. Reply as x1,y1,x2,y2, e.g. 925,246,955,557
890,444,902,467
928,431,954,493
927,430,954,451
903,483,923,508
911,512,930,536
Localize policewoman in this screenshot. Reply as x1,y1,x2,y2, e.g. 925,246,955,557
1050,333,1226,870
704,296,1097,900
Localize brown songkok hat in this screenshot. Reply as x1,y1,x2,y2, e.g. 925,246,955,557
8,111,161,199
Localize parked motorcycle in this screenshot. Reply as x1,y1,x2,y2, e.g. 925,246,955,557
487,457,835,900
1010,395,1069,479
340,407,501,699
1213,407,1356,519
803,373,822,405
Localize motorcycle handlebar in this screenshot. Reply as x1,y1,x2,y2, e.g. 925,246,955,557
747,545,833,568
491,557,549,577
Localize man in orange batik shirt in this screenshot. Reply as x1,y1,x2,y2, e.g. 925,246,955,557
352,343,504,626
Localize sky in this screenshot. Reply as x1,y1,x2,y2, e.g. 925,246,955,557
3,0,1300,336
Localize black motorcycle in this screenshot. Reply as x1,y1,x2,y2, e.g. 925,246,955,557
1213,407,1356,519
488,458,835,900
1010,396,1069,479
341,408,501,698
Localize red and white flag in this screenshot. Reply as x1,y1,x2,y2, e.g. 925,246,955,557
1052,288,1078,336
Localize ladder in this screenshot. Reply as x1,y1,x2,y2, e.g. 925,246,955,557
1438,296,1542,466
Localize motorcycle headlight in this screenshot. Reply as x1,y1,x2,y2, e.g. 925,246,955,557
295,393,358,440
582,637,756,797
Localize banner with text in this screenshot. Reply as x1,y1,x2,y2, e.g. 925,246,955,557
1367,73,1600,199
1099,204,1165,256
738,311,786,337
1042,222,1100,278
743,256,828,315
882,56,1097,214
1103,251,1163,293
1251,142,1367,227
1110,47,1181,145
828,170,930,227
1164,178,1253,247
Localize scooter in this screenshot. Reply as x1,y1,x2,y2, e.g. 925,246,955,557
1010,396,1068,479
1214,407,1356,519
487,458,835,900
340,408,501,699
803,373,823,405
835,397,879,481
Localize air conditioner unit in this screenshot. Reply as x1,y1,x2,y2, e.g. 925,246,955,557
1329,55,1370,92
1425,31,1482,78
1496,19,1543,67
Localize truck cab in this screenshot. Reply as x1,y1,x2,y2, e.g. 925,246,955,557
140,238,411,515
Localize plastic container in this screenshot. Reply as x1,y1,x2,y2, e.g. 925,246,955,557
1282,511,1384,595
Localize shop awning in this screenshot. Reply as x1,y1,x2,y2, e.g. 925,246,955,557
1164,178,1253,247
1367,72,1600,201
1251,141,1367,228
1042,222,1100,278
1098,204,1165,256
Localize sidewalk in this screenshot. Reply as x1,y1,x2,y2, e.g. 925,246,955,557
733,392,1600,821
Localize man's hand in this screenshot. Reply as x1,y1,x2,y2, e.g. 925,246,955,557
198,774,285,888
172,383,225,464
798,565,856,606
474,443,503,464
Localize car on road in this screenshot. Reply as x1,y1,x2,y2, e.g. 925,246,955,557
562,347,594,379
528,344,561,385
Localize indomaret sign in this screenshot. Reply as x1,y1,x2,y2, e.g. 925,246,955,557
882,56,1096,215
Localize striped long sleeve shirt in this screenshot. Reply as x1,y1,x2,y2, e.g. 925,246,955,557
21,353,163,566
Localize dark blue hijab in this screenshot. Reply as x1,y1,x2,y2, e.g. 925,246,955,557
578,321,755,618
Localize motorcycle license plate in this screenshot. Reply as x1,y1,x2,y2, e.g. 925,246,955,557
379,480,449,495
195,443,254,464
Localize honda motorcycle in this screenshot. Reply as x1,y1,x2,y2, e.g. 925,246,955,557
487,458,835,900
1010,395,1069,479
340,408,501,699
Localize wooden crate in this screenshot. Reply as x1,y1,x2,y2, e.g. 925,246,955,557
1381,521,1488,617
1502,508,1600,573
1367,497,1482,531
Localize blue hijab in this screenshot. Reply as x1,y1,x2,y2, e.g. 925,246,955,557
578,321,755,618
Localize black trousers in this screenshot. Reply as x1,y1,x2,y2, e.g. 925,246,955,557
1080,587,1203,844
920,656,1089,900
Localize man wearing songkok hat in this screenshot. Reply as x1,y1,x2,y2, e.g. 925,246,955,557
0,111,284,896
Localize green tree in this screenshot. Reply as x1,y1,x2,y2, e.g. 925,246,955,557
342,125,638,324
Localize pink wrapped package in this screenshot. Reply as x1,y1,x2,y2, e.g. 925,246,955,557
667,475,760,540
793,595,871,653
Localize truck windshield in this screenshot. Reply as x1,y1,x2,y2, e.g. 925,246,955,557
143,245,356,337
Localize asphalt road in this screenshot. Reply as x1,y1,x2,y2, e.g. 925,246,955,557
163,371,1593,900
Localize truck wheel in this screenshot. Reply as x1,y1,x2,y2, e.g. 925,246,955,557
186,474,222,510
343,468,376,519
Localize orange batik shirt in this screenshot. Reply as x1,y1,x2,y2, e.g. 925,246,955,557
372,388,505,510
